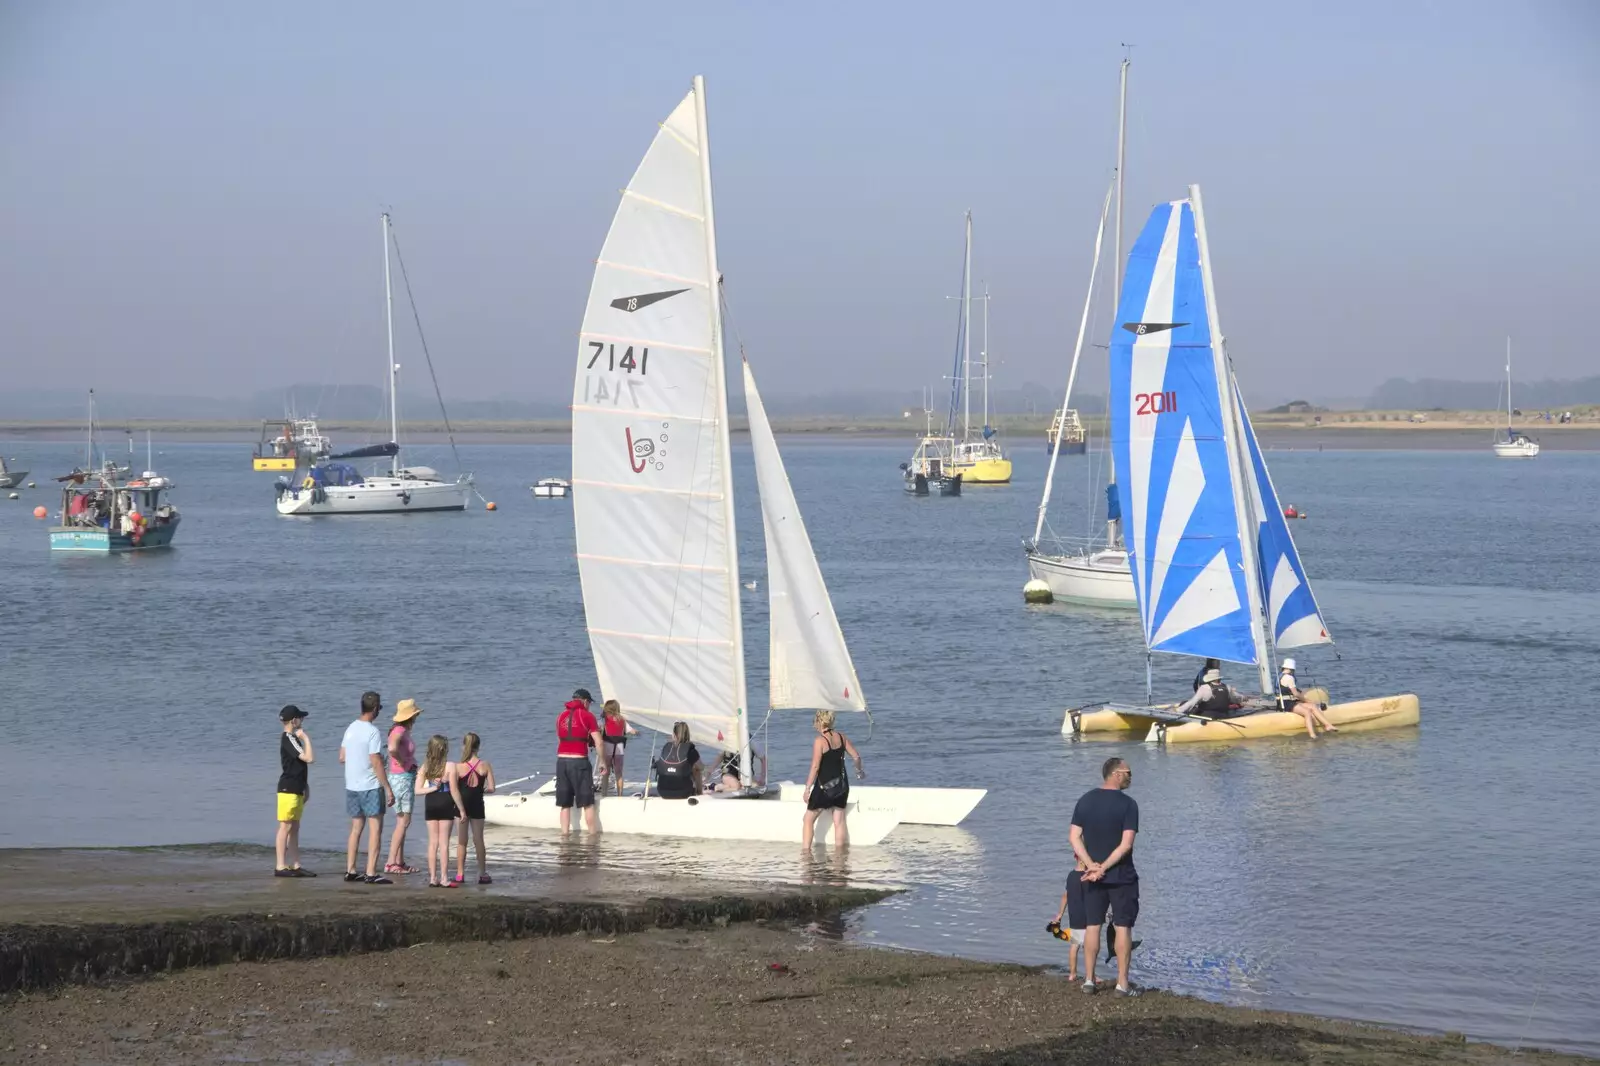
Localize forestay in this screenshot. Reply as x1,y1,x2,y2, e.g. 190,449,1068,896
1110,199,1257,665
571,84,748,755
742,360,867,713
1235,385,1332,649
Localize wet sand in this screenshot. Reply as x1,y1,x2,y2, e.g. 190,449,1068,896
3,923,1588,1065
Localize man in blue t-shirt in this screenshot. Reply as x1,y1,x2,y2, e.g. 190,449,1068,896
1070,757,1140,995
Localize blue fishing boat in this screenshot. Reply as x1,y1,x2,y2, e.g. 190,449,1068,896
48,396,182,553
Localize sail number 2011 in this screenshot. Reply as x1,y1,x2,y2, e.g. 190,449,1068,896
1134,391,1177,416
587,342,649,375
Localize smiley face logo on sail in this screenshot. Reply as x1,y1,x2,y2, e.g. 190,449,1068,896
624,424,669,474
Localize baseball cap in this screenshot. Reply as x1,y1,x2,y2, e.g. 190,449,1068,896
279,705,308,722
572,687,593,701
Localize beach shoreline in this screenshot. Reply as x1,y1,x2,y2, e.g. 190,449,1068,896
0,846,1591,1064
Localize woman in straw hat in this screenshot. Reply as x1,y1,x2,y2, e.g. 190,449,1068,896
384,698,424,874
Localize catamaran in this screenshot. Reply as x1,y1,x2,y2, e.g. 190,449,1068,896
905,213,1011,488
1062,187,1419,743
1024,57,1137,608
273,213,472,515
483,77,981,843
1492,337,1539,458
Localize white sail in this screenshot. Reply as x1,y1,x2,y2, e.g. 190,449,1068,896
742,360,866,712
571,82,749,756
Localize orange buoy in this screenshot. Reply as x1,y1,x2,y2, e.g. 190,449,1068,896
33,505,47,518
1283,505,1298,519
485,501,497,511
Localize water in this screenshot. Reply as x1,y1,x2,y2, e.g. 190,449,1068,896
3,436,1597,1055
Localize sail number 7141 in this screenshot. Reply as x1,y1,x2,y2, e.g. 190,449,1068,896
587,342,649,375
1134,391,1177,415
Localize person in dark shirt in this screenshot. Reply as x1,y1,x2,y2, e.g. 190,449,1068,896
275,705,315,878
653,722,703,800
1070,757,1139,994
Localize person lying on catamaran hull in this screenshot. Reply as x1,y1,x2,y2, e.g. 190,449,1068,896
1277,659,1338,738
1174,666,1243,720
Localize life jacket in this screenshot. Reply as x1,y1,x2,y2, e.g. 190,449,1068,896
1277,671,1298,707
558,701,592,743
1199,682,1232,718
656,741,693,793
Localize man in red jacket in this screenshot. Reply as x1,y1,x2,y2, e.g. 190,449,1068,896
556,688,604,834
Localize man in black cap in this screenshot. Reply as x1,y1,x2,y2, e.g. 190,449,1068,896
556,688,604,834
275,705,316,877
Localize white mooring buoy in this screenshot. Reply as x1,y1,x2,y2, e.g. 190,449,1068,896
1023,578,1053,604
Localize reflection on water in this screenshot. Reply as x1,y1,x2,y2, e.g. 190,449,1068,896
3,439,1599,1054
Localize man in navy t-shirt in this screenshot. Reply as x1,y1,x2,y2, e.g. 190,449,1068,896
1070,756,1140,995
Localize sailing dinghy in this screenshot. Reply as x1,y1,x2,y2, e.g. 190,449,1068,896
485,78,970,841
1062,187,1419,743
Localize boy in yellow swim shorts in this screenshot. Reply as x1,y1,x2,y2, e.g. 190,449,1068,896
275,705,315,877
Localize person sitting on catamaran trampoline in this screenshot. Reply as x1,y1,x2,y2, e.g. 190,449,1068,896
1175,665,1243,720
1277,659,1339,738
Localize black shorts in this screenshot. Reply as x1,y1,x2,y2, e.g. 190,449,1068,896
555,758,595,809
1065,870,1087,930
423,790,459,822
1083,879,1139,928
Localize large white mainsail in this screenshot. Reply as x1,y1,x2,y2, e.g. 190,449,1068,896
571,79,749,765
742,360,866,713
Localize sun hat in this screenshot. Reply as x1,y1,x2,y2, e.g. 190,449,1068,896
1202,668,1221,683
1281,658,1297,672
394,698,424,724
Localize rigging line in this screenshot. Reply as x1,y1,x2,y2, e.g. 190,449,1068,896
386,222,464,477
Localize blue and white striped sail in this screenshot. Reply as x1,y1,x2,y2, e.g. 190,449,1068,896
1110,200,1257,664
1235,385,1332,649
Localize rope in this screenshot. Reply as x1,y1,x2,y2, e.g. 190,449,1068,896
387,222,467,480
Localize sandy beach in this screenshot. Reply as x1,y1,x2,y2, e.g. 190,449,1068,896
1,847,1590,1065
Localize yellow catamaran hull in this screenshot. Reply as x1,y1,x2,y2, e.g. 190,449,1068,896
1069,694,1420,743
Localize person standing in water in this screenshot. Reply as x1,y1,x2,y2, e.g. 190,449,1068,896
555,689,604,834
1071,757,1140,996
339,691,394,884
384,699,423,876
453,732,495,884
801,710,864,849
598,699,635,796
274,705,315,877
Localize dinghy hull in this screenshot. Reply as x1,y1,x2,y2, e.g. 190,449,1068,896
482,790,900,845
773,783,985,826
1066,694,1420,743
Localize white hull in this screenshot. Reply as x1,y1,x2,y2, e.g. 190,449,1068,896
774,782,984,826
1025,549,1137,608
483,789,899,845
277,477,468,515
1492,440,1540,458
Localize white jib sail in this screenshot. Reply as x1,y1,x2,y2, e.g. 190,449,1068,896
571,81,749,757
742,360,867,713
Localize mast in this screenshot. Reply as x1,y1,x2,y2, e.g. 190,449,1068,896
1505,336,1513,429
85,390,95,469
1191,184,1272,694
962,211,973,442
1033,180,1115,546
980,283,991,434
382,212,399,476
693,74,751,781
1106,53,1130,548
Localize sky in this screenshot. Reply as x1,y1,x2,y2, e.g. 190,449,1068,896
1,1,1596,410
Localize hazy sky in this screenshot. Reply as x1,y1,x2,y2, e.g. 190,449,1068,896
2,1,1596,408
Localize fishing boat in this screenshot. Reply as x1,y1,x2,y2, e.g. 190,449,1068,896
273,213,472,515
901,391,963,496
1025,56,1137,609
1492,338,1539,458
484,77,977,842
0,457,28,489
1062,186,1420,744
252,417,334,471
1046,408,1087,454
905,214,1010,487
50,404,180,553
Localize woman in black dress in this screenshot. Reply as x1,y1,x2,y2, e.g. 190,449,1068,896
801,710,864,849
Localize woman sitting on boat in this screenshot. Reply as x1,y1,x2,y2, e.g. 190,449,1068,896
1277,659,1338,738
652,723,703,800
802,710,864,849
711,745,767,793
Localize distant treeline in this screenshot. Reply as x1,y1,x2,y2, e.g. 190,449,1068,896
1367,376,1600,411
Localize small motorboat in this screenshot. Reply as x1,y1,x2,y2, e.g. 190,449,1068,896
0,457,28,490
531,477,571,499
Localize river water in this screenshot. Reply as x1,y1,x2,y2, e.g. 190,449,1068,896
2,435,1596,1055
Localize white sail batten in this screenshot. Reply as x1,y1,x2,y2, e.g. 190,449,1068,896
571,83,748,755
742,361,867,713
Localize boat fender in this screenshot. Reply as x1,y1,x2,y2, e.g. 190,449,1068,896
302,476,316,491
1023,579,1053,604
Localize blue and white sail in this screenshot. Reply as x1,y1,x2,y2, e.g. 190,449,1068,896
1235,385,1332,649
1109,199,1258,665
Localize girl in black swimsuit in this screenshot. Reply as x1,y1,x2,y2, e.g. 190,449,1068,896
802,709,864,849
452,732,496,884
417,735,463,888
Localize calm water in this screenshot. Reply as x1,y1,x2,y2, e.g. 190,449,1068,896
2,435,1597,1054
